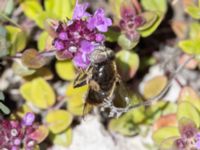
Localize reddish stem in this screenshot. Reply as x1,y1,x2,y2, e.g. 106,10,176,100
132,0,142,13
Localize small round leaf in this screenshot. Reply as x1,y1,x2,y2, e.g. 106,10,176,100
46,110,72,134
177,101,200,127
55,60,76,80
116,50,139,81
31,78,56,109
50,128,72,147
29,125,49,143
22,48,48,69
143,75,167,99
153,127,179,145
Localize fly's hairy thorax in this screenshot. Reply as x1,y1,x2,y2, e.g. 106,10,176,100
91,61,116,91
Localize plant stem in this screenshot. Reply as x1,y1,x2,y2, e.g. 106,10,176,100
127,55,195,110
0,13,21,28
40,50,56,57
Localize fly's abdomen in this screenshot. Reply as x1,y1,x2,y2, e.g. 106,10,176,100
86,89,105,105
95,63,115,90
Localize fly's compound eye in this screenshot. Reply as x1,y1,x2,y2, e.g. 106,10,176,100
90,47,115,64
90,50,108,64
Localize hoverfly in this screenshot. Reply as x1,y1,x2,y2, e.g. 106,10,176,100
73,45,130,117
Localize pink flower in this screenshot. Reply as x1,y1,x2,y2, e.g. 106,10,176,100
87,8,112,32
52,1,112,69
72,0,91,19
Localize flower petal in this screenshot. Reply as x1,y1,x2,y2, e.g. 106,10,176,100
80,40,94,53
87,8,112,32
73,0,90,19
22,112,35,126
73,52,90,69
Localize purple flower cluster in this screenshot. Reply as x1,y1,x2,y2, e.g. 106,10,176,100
174,132,200,150
119,4,145,41
0,112,37,150
53,0,112,69
173,119,200,150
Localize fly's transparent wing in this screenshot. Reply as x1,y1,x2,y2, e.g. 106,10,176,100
114,79,131,108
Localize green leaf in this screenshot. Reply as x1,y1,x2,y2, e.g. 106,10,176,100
0,25,7,37
38,31,48,51
4,0,14,15
12,60,35,76
31,78,56,109
141,0,167,13
117,34,139,50
139,12,164,37
45,110,72,134
20,78,56,109
178,86,200,112
189,22,200,39
37,31,53,51
0,26,7,57
109,112,138,136
143,75,168,99
45,0,76,20
131,106,146,124
6,25,27,54
116,50,139,81
137,11,158,31
159,136,179,150
35,11,57,28
109,95,144,135
0,91,5,101
178,39,200,55
66,83,91,116
21,0,43,21
0,36,8,58
55,60,76,81
105,27,120,42
50,128,72,147
0,102,10,115
108,0,122,20
20,82,33,102
153,127,179,145
177,101,200,127
146,102,177,124
186,6,200,19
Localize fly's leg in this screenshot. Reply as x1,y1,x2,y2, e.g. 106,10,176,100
73,65,92,88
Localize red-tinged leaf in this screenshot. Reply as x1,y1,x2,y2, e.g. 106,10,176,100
178,86,200,112
170,21,188,39
29,125,49,143
153,114,177,131
178,54,197,69
22,48,48,69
